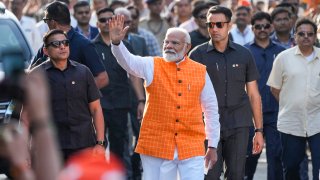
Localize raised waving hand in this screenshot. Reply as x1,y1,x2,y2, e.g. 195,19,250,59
108,15,129,45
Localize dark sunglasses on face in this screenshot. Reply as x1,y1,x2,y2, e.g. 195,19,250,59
45,40,70,48
98,17,112,23
297,32,315,38
43,18,53,24
206,21,229,29
197,15,206,20
254,23,271,30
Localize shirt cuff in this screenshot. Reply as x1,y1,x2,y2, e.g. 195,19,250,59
207,139,218,149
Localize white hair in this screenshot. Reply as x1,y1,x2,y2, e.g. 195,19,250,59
166,27,191,44
114,7,131,20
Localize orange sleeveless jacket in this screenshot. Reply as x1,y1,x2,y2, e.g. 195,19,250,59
135,56,207,160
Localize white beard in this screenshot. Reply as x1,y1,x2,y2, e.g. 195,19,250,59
163,46,186,62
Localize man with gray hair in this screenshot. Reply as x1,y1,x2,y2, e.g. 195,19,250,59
114,7,149,56
109,15,220,180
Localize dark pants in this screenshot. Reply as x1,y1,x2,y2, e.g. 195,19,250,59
103,108,132,179
245,112,283,180
280,132,320,180
103,108,129,159
62,148,86,162
299,155,309,180
206,127,249,180
130,105,142,180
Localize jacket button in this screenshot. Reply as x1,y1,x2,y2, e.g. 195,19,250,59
177,105,181,109
175,133,178,136
176,119,179,122
177,68,181,71
178,93,182,96
178,80,182,83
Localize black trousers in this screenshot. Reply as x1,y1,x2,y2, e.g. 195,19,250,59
103,108,129,160
62,148,87,162
245,112,283,180
206,127,249,180
103,108,133,179
280,132,320,180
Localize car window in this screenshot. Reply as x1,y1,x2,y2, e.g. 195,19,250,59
0,19,33,64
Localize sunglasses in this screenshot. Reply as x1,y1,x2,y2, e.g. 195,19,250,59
45,40,70,48
197,15,206,20
297,32,314,38
206,21,229,29
43,18,53,24
98,17,112,23
254,23,271,30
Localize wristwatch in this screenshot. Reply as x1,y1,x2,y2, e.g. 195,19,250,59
254,128,263,133
96,140,106,146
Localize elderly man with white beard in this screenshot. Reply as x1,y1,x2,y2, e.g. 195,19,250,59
109,15,220,180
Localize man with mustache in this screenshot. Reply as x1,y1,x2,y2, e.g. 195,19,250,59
230,6,254,46
267,18,320,180
30,29,105,161
109,15,220,180
244,12,285,180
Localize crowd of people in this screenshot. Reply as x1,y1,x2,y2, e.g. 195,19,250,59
0,0,320,179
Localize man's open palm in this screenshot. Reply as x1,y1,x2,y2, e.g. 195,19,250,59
109,15,129,45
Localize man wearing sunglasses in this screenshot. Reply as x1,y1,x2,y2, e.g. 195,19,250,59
189,2,210,50
109,15,220,180
92,7,146,179
189,6,264,179
30,1,109,89
267,18,320,180
31,29,105,162
244,12,285,180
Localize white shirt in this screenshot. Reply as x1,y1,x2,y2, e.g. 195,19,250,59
179,17,198,33
111,42,220,148
230,25,254,46
89,12,97,27
267,46,320,137
20,16,42,53
36,20,49,39
70,15,78,28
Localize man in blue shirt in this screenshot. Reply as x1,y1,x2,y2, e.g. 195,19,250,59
30,1,108,89
270,7,295,49
244,12,285,180
73,1,99,40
